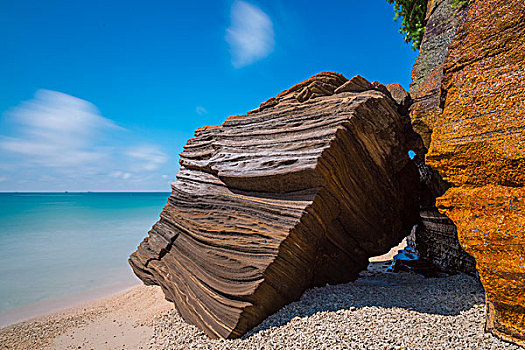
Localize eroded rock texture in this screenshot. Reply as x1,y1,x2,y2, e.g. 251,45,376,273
130,72,420,339
409,0,461,150
408,0,476,275
411,156,476,274
426,0,525,345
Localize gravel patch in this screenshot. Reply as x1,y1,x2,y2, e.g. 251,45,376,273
152,265,522,349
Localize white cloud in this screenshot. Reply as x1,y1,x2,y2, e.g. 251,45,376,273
226,1,274,68
0,90,173,191
109,171,132,180
0,89,120,167
109,171,122,178
196,106,207,115
125,145,168,171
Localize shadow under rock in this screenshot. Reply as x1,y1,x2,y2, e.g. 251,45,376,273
243,263,484,339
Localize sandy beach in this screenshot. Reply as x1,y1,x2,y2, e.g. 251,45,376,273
0,285,171,350
1,243,522,350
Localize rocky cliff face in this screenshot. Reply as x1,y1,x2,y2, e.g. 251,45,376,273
408,0,476,275
409,0,460,150
130,72,420,339
424,0,525,345
411,156,477,274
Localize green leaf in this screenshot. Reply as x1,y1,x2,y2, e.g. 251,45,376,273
386,0,428,50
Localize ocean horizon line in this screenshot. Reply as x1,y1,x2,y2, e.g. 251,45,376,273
0,191,171,194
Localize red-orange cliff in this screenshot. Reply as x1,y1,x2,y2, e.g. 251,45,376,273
424,0,525,345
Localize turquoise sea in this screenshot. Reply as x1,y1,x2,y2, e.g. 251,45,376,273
0,192,169,325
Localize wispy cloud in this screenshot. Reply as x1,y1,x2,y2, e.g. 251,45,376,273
196,106,207,115
0,90,172,191
1,90,120,167
109,171,132,180
226,1,274,68
125,145,168,171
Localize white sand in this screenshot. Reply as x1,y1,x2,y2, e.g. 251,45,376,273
0,285,171,350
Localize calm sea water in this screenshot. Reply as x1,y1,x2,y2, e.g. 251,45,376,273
0,192,169,320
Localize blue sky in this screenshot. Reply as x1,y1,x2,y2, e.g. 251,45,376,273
0,0,418,191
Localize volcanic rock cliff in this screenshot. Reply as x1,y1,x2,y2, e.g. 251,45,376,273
416,0,525,345
129,72,420,338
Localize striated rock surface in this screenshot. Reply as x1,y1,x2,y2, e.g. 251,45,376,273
130,72,420,339
426,0,525,345
409,0,461,151
408,0,476,276
409,155,476,274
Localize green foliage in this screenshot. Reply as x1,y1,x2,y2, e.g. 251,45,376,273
387,0,428,50
452,0,469,9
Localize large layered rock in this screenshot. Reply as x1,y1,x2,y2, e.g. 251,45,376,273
426,0,525,345
130,72,420,338
408,0,476,275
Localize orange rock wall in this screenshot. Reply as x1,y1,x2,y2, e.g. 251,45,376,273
426,0,525,345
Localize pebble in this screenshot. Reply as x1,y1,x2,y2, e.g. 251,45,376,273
151,271,523,350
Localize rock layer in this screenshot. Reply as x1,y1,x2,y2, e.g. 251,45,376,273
408,0,476,275
426,0,525,345
130,73,420,339
410,156,476,274
409,0,461,151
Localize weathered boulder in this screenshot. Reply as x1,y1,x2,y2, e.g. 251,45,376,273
407,0,476,276
386,83,412,116
426,0,525,345
334,75,374,93
130,72,420,338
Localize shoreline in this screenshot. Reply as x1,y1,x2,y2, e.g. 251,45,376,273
2,244,522,350
0,279,141,328
0,284,171,350
0,239,408,330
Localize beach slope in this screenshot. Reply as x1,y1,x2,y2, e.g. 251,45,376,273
1,263,522,349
